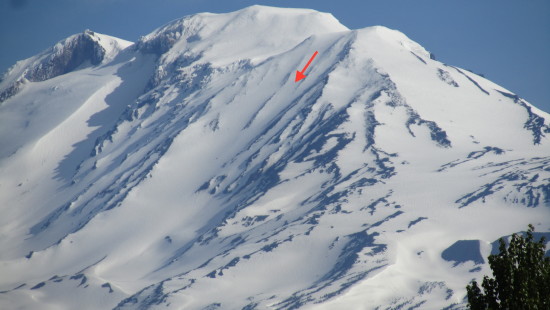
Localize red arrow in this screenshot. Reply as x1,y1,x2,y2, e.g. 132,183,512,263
295,51,318,82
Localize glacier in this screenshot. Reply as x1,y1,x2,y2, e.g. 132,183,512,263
0,5,549,310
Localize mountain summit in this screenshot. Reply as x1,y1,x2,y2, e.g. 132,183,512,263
0,6,549,310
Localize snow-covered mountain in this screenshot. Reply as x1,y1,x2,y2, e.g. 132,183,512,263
1,5,549,310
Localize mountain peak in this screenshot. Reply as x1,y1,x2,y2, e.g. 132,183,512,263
1,5,549,310
137,5,348,66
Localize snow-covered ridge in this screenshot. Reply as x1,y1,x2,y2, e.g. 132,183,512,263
0,5,549,310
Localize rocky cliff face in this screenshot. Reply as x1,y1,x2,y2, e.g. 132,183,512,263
0,30,130,103
25,30,105,83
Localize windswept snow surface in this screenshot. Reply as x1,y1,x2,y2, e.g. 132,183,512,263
1,5,549,310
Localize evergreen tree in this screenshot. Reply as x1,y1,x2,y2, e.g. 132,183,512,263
466,224,550,309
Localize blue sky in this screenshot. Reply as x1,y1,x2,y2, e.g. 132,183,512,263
1,0,549,113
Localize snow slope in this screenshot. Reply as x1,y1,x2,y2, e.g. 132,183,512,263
0,5,549,310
